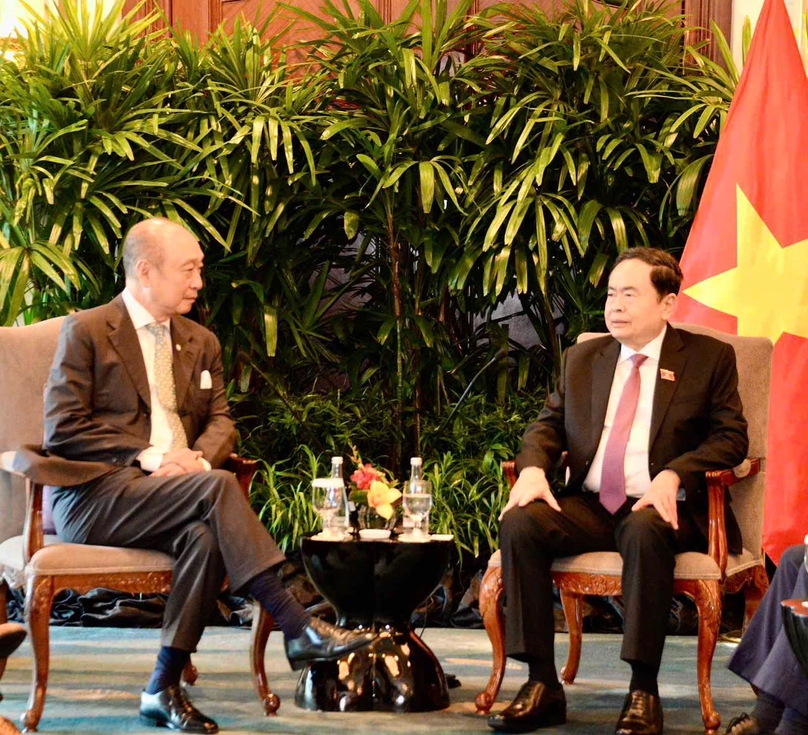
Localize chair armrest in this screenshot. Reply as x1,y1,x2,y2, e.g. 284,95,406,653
704,458,761,577
225,454,259,501
23,476,45,567
503,461,517,490
0,448,47,566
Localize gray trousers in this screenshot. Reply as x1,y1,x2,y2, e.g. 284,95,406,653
51,467,285,652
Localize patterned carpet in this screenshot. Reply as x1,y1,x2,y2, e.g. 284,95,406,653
0,627,755,734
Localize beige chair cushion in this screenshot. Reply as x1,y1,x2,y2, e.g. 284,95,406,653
0,534,174,589
487,547,758,583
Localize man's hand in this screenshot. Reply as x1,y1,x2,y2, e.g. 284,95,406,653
151,462,186,477
499,466,561,520
632,469,680,530
156,449,206,476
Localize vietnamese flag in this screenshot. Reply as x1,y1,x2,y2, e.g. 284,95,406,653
674,0,808,563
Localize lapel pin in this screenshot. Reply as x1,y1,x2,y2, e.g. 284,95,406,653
660,368,675,382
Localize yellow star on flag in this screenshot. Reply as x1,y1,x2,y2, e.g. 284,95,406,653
683,185,808,345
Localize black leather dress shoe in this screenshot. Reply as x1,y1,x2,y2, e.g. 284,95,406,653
487,680,566,733
140,685,218,733
285,618,377,670
615,690,663,735
725,713,774,734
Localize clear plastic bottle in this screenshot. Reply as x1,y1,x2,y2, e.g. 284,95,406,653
330,456,348,531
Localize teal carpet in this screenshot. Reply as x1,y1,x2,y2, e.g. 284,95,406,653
0,627,755,733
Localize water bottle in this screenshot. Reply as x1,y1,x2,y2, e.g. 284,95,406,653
330,456,349,533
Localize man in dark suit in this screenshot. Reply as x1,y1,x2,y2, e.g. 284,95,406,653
489,248,748,735
41,218,374,734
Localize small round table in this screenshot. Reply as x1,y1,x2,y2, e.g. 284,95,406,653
781,599,808,678
297,535,453,712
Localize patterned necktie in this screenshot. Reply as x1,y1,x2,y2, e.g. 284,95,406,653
145,322,188,451
599,354,648,514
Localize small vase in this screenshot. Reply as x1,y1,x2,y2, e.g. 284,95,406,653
358,505,393,531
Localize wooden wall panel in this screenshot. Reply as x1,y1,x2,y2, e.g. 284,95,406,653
125,0,730,63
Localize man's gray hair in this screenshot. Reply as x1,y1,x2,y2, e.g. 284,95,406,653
122,218,176,279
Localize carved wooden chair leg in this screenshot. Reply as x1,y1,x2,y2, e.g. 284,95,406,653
250,602,279,716
475,566,505,714
181,659,198,686
22,576,53,733
743,566,770,632
692,579,722,735
559,589,582,684
0,623,25,735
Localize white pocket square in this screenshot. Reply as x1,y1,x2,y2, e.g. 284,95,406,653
200,370,212,389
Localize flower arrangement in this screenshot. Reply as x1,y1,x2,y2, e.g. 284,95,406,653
348,448,401,521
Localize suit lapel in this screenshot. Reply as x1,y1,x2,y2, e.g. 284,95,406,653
106,295,151,408
649,326,687,450
171,317,199,411
590,339,620,453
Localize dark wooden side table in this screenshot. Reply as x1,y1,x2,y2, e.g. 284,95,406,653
781,599,808,678
297,536,453,712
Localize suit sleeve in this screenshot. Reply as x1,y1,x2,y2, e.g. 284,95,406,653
190,335,236,469
44,315,150,465
515,349,568,474
663,341,749,493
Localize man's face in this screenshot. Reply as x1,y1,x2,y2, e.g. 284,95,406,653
605,259,676,350
141,228,204,321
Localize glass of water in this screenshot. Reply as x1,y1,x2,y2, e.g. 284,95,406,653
312,478,345,539
403,479,433,539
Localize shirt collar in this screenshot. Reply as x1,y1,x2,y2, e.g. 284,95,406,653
122,287,170,331
618,323,667,364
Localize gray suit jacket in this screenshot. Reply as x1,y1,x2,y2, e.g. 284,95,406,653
515,326,749,553
31,294,236,487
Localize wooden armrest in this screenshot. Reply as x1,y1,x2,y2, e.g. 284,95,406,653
225,454,259,500
705,457,761,488
705,458,760,578
503,461,517,490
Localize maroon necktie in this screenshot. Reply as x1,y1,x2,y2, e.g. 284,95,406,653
599,354,648,514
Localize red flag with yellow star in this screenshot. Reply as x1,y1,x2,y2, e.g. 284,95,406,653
674,0,808,564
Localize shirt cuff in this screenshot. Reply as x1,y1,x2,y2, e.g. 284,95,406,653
137,447,163,473
200,457,211,472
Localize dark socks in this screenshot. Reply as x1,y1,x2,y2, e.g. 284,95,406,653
145,646,190,694
777,706,808,735
245,568,310,639
629,660,659,697
526,658,561,690
753,691,785,731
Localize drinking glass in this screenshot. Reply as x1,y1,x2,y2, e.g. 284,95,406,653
312,478,345,539
403,479,433,539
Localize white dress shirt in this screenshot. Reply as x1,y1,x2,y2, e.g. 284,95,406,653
121,288,209,473
584,324,670,499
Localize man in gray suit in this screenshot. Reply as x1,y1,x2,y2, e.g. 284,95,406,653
42,218,374,734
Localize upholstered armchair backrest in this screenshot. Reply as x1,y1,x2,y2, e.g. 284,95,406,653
0,317,65,545
577,324,772,561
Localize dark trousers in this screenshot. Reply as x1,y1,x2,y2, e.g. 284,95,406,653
500,492,704,672
51,467,285,652
728,544,808,717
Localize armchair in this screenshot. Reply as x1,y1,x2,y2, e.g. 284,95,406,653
0,318,279,732
476,325,772,735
